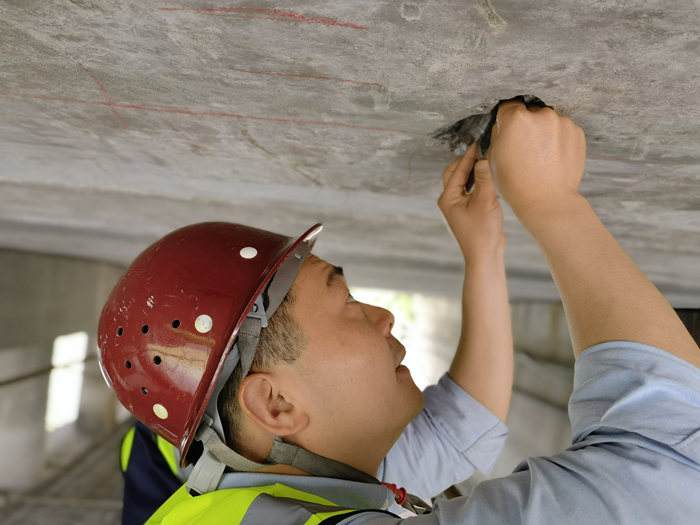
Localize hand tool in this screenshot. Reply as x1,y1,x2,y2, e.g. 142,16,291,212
432,95,551,192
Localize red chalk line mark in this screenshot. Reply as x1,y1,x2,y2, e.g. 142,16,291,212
78,64,128,129
228,67,385,91
159,6,367,29
3,92,412,135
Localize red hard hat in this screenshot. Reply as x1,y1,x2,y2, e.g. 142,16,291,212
97,221,322,463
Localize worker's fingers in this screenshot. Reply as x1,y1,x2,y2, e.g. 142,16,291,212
443,143,478,194
493,99,526,138
441,156,462,189
470,160,497,202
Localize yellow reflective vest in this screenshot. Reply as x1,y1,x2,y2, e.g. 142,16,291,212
120,424,179,476
146,482,397,525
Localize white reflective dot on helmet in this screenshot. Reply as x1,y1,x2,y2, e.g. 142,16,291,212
239,246,257,259
195,314,213,334
153,403,169,419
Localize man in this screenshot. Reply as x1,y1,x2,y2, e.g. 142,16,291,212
98,100,700,523
119,420,183,524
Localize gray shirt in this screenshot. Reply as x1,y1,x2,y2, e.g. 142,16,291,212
349,341,700,523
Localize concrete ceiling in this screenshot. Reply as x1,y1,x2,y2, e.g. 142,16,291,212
1,0,699,304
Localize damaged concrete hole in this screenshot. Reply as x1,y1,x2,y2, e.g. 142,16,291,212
401,2,422,21
431,94,549,156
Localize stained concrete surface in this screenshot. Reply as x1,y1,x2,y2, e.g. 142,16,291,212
0,0,698,305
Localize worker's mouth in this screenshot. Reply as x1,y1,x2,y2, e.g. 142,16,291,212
393,341,407,369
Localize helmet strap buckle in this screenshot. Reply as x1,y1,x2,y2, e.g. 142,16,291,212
247,294,268,328
185,437,226,495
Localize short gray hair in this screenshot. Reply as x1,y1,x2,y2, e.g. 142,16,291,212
217,290,306,452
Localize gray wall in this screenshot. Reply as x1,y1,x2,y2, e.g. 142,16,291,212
0,249,124,490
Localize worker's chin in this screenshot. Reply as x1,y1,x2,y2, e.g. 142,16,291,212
396,364,418,388
398,371,423,417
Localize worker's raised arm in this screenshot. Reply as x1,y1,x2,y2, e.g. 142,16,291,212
487,101,700,366
437,143,514,421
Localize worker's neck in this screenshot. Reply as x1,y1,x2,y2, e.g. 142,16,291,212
251,455,383,480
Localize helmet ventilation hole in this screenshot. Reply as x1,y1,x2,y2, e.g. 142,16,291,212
117,327,124,336
125,360,132,369
171,319,180,329
141,387,148,395
141,324,149,334
153,355,162,365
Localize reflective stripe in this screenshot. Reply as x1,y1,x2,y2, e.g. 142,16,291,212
156,435,179,476
120,426,136,472
146,483,363,525
241,494,353,525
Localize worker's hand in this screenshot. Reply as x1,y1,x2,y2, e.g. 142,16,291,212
438,143,505,262
486,100,587,219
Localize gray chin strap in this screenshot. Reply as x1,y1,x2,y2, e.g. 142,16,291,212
192,425,379,485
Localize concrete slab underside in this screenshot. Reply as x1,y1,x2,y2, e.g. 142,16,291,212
0,0,698,303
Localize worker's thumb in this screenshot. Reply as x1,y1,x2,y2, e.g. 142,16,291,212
472,160,496,199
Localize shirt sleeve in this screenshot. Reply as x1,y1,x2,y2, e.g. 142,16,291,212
376,372,508,502
344,341,700,524
568,340,700,450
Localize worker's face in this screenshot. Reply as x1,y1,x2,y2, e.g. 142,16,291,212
283,254,423,474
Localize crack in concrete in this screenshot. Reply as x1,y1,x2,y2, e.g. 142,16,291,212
159,6,368,30
228,67,385,91
78,64,128,129
290,163,323,187
0,91,416,134
475,0,507,31
240,127,325,187
240,128,276,158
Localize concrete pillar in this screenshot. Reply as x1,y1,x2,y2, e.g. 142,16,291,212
511,301,574,364
0,342,52,490
77,264,125,435
76,339,117,436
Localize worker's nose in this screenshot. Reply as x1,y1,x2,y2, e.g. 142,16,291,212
364,304,395,336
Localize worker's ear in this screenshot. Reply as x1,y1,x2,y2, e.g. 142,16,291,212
238,372,310,437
